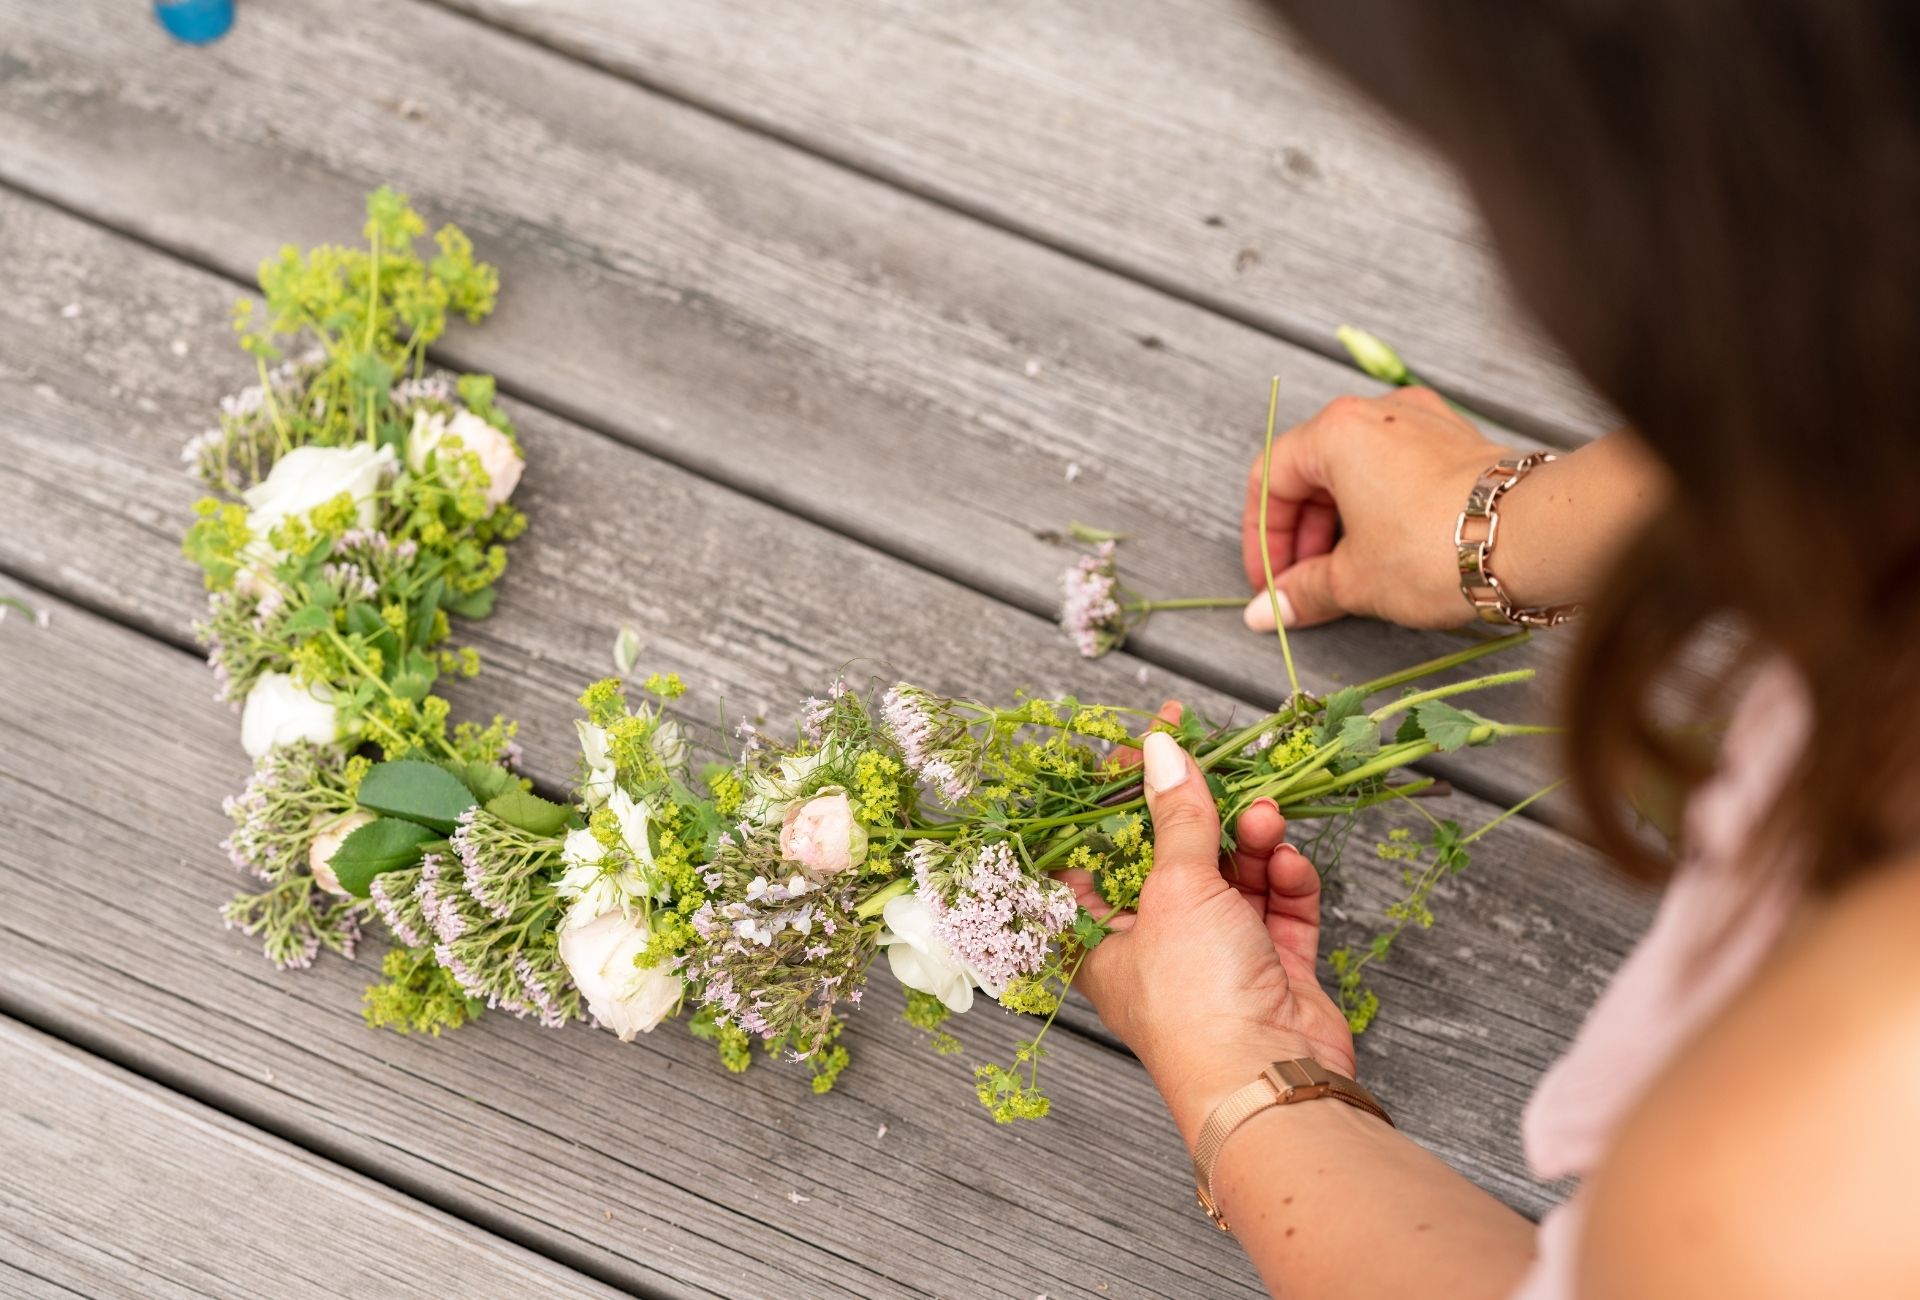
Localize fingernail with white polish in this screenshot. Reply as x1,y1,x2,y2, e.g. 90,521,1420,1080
1142,731,1189,794
1242,590,1293,632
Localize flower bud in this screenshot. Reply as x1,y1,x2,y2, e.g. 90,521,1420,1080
1335,325,1412,386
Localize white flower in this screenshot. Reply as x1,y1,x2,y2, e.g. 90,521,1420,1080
407,408,524,509
307,809,375,895
240,672,344,758
878,892,989,1013
556,825,649,918
740,742,838,824
576,719,617,808
651,717,690,774
559,906,684,1040
244,443,395,537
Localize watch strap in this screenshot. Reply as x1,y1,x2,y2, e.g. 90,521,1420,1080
1191,1059,1392,1231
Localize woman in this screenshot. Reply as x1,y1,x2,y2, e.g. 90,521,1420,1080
1070,3,1920,1296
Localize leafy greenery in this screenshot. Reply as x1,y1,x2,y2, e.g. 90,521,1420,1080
355,759,477,833
328,817,442,897
362,945,484,1036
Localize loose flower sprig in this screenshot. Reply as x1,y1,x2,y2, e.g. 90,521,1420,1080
1057,525,1244,658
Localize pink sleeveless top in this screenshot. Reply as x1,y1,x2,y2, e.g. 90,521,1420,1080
1508,664,1809,1298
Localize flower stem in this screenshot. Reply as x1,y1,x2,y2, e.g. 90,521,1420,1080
1364,669,1536,725
1351,630,1532,699
1255,375,1302,702
1121,596,1247,613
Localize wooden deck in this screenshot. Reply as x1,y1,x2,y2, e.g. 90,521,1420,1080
0,2,1652,1296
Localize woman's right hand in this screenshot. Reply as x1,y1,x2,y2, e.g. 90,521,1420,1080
1241,387,1510,631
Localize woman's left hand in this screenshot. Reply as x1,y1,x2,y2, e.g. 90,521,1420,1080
1064,703,1355,1144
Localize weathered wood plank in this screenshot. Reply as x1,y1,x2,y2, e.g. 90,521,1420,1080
429,0,1615,441
0,1019,630,1300
0,0,1593,818
0,189,1651,1228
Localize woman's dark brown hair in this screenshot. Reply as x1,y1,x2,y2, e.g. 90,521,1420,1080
1267,0,1920,887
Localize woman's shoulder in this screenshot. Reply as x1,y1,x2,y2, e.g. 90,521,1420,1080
1576,850,1920,1300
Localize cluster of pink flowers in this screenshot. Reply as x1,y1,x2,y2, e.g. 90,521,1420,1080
369,869,426,948
451,809,514,923
881,685,977,800
415,853,468,944
1058,540,1125,658
916,841,1077,992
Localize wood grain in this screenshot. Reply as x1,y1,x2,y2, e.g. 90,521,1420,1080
0,187,1651,1239
0,0,1599,818
427,0,1617,441
0,1019,630,1300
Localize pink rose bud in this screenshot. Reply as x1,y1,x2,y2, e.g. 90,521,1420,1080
779,790,868,878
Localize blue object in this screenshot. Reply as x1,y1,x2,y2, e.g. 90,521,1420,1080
154,0,234,44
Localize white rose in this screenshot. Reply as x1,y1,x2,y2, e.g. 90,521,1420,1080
240,672,345,758
308,809,375,895
878,891,994,1013
559,906,684,1040
244,443,395,537
407,408,524,509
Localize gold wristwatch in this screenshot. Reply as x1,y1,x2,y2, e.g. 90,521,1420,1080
1191,1059,1393,1231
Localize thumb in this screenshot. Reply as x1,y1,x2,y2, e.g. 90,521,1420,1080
1137,732,1223,904
1243,552,1345,631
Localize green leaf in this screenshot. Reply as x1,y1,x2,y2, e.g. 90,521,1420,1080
389,649,439,702
443,760,516,803
329,818,440,897
344,602,401,675
408,579,444,652
303,577,339,610
485,786,572,837
282,605,332,636
1337,713,1382,758
443,586,495,620
356,760,478,834
1415,700,1491,752
1072,909,1112,951
1316,686,1364,744
1393,713,1426,745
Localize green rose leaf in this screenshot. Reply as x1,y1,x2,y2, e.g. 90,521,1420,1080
444,760,517,803
356,760,478,834
485,786,573,837
329,817,440,897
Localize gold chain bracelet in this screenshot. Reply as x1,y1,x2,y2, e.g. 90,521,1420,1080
1455,453,1582,627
